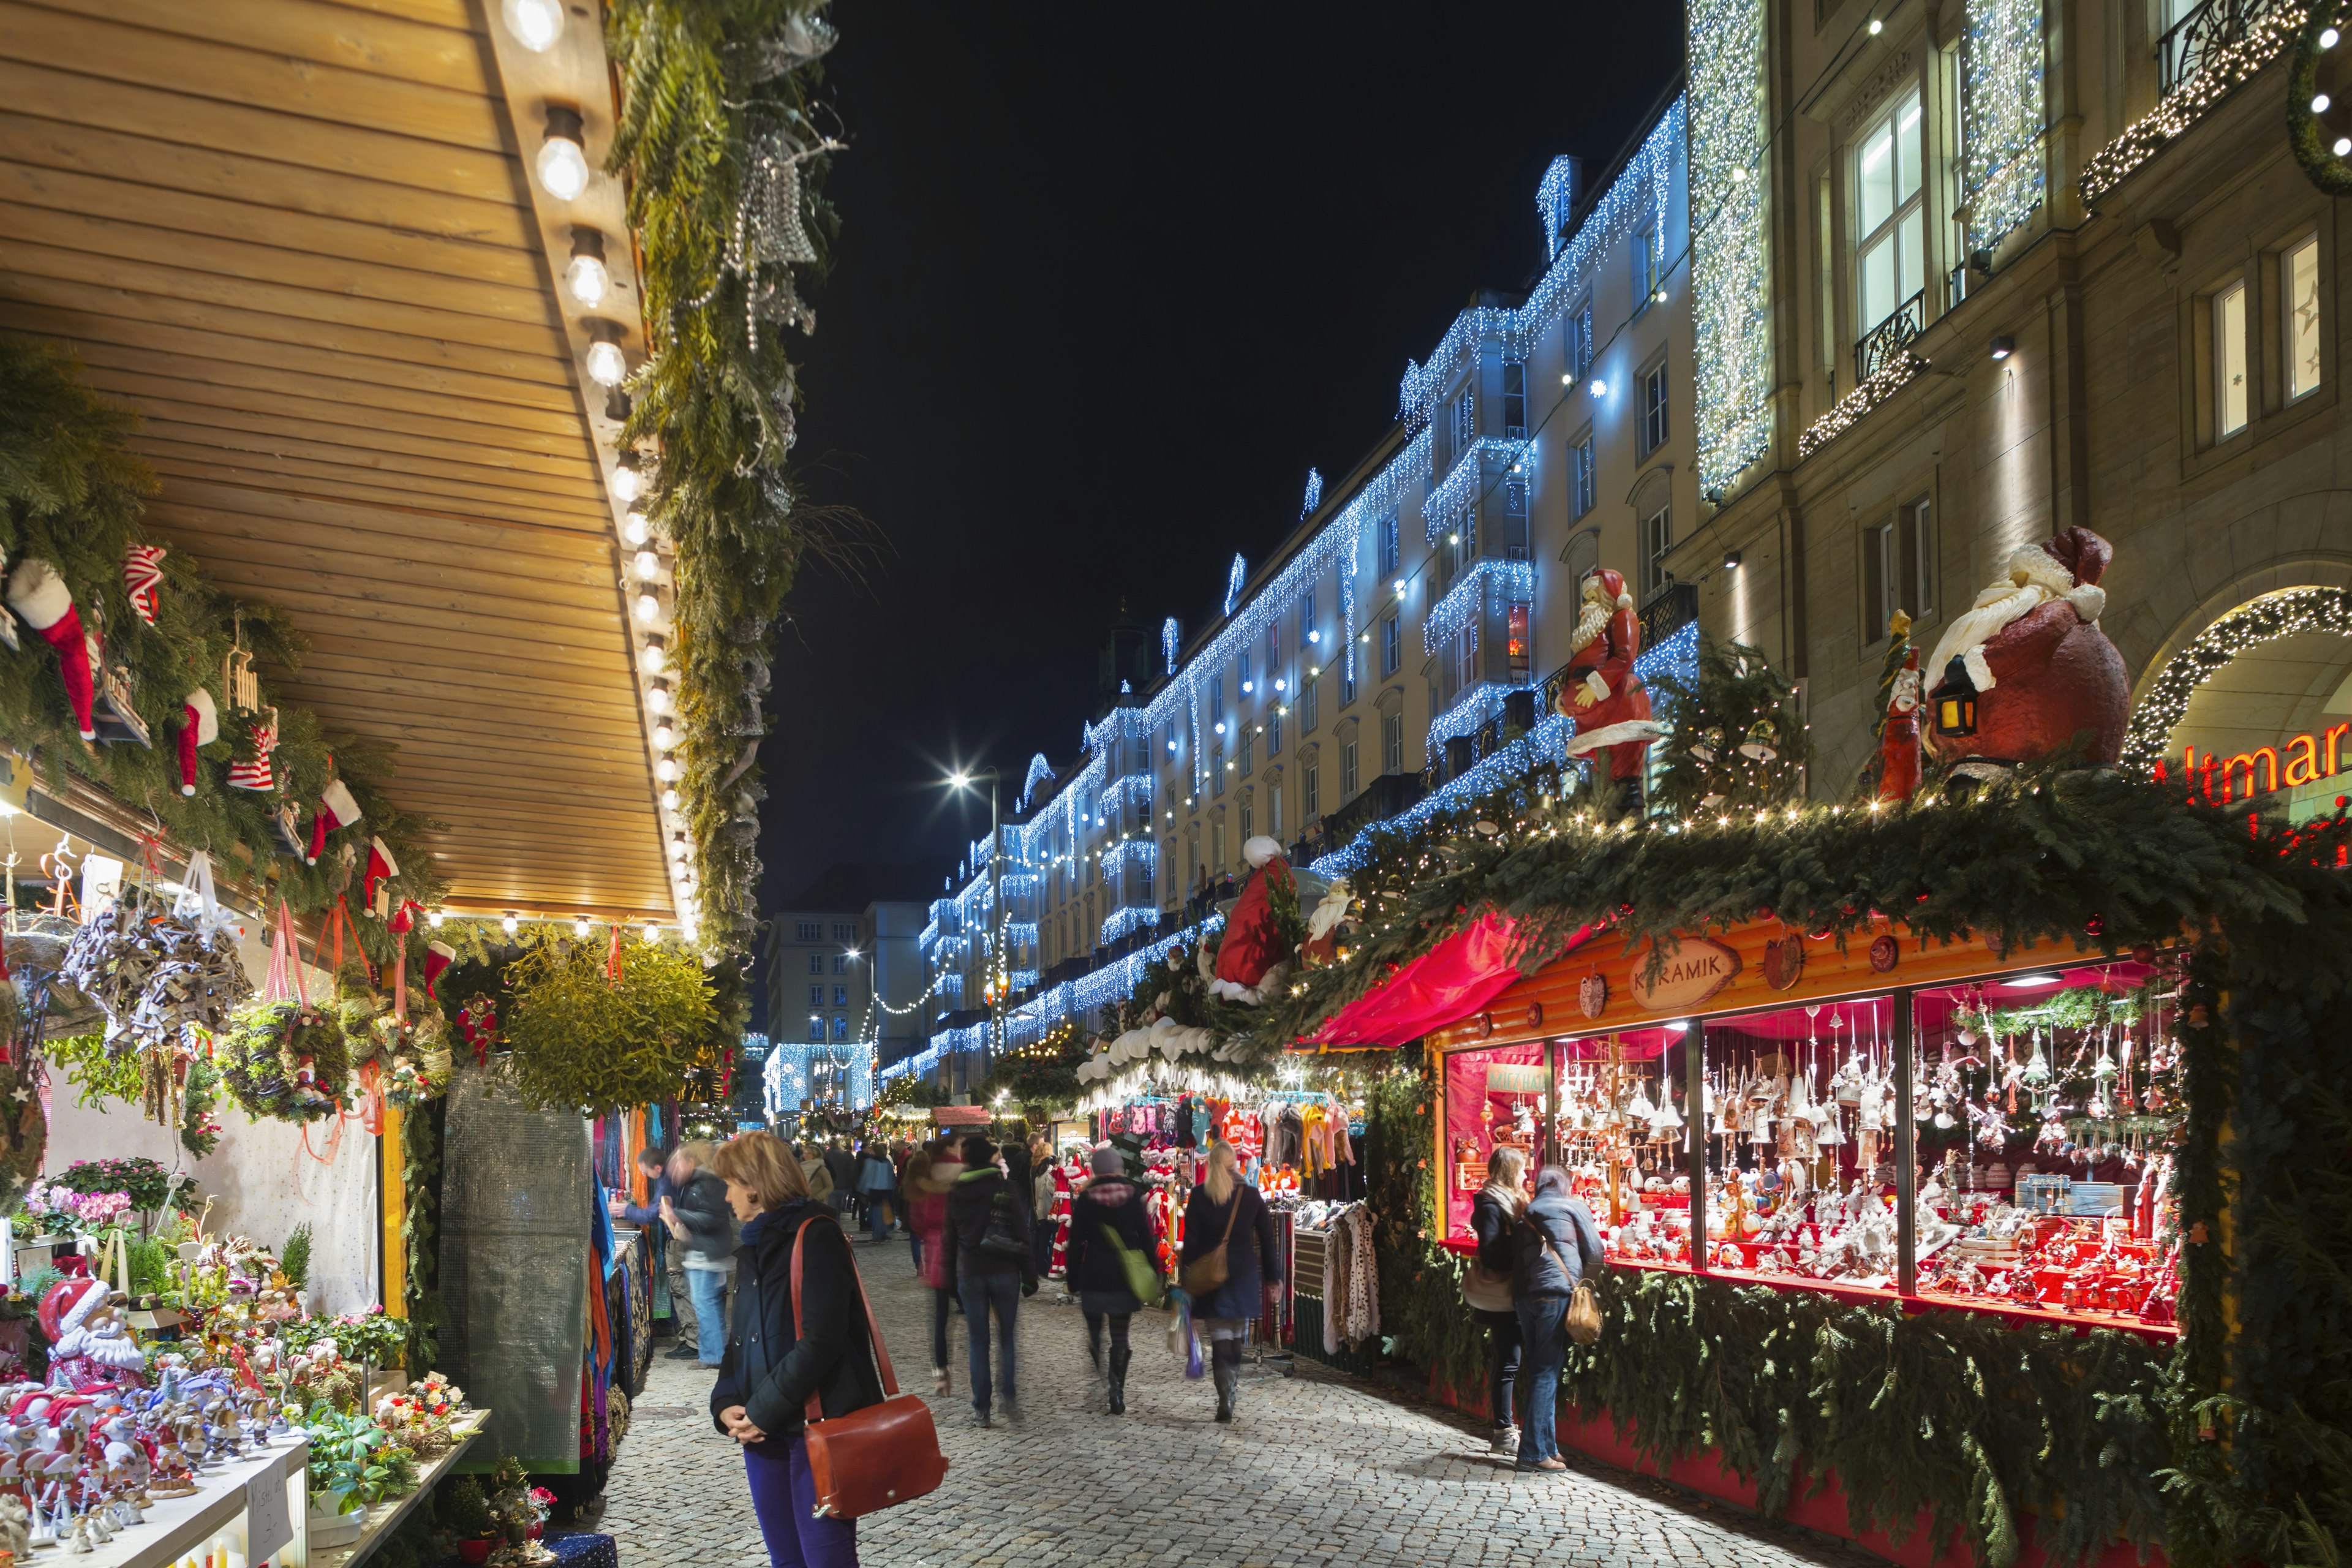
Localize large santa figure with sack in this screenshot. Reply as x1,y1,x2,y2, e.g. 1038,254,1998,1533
1210,835,1294,1005
1922,526,2128,782
1556,567,1667,810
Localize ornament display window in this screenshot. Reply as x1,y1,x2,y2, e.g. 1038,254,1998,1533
1429,921,2182,1338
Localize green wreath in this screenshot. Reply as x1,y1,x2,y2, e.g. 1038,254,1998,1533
221,1001,350,1124
2290,1,2352,194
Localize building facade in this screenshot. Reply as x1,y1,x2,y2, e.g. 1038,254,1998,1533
1672,0,2352,807
763,863,933,1105
899,91,1704,1085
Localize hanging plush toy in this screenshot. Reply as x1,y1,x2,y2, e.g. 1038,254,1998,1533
361,837,399,913
176,688,219,796
1210,835,1294,1005
6,559,95,740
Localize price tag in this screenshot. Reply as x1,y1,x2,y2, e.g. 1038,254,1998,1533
247,1455,294,1566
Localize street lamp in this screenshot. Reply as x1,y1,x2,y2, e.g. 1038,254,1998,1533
946,765,1006,1075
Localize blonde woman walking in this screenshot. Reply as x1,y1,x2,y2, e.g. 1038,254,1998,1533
1178,1140,1281,1423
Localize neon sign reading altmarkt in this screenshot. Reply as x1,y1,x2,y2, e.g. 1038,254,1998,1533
2173,725,2352,801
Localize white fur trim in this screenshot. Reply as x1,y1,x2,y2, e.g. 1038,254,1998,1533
368,836,399,878
1243,834,1282,868
1615,592,1634,609
1963,647,1996,693
5,559,72,632
1562,718,1669,757
319,778,361,831
184,688,219,746
2066,583,2106,622
2006,545,2076,599
1582,671,1611,704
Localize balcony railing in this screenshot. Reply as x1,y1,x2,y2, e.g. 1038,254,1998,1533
2158,0,2285,91
1855,292,1926,385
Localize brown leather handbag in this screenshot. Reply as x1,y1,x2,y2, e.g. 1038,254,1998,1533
1178,1189,1244,1297
789,1216,950,1519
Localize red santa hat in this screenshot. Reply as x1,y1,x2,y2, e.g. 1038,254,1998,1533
363,836,399,910
6,559,94,740
176,688,219,796
37,1275,107,1343
423,941,456,1000
306,778,361,864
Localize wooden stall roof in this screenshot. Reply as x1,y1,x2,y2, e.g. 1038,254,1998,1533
0,0,669,920
1429,920,2072,1054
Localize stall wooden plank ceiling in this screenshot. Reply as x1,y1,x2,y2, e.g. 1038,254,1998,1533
0,0,672,919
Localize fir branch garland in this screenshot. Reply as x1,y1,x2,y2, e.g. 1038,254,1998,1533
604,0,840,949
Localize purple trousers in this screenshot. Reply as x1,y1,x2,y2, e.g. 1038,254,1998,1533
743,1436,858,1568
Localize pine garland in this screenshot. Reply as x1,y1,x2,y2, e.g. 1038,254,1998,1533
0,339,446,946
604,0,840,949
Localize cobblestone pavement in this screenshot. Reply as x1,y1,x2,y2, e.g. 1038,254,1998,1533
595,1237,1874,1568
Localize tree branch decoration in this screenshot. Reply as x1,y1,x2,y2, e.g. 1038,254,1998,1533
605,0,842,948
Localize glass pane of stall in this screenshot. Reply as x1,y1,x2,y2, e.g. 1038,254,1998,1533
1439,1041,1550,1242
1910,957,2180,1329
1556,1027,1693,1265
1702,997,1901,1295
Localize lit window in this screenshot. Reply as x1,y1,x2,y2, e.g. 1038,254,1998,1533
2287,235,2322,402
1855,88,1924,352
1305,761,1320,818
1378,513,1400,578
1340,738,1359,797
1570,429,1596,519
2215,279,2249,438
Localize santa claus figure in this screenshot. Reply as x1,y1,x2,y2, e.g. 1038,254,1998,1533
1557,568,1667,809
39,1279,145,1394
1877,649,1924,802
1923,527,2128,780
1210,835,1294,1005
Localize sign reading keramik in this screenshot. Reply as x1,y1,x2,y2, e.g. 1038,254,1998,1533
1629,935,1741,1012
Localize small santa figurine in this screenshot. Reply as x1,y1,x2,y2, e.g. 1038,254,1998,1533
1210,835,1294,1005
1556,568,1667,810
39,1279,145,1394
1877,648,1924,802
1923,527,2128,781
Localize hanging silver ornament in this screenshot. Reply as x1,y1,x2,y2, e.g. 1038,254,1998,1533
743,9,837,83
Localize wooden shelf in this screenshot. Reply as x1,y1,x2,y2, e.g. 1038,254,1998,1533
311,1412,492,1568
65,1437,307,1568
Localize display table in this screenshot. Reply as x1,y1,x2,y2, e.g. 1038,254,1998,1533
70,1436,309,1568
313,1411,492,1568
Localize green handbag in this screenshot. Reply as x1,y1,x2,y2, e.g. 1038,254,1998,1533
1100,1224,1165,1308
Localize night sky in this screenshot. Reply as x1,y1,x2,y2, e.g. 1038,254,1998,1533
761,4,1686,914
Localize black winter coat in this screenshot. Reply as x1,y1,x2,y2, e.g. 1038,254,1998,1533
1063,1178,1156,1297
669,1169,737,1260
1511,1191,1606,1299
1469,1188,1521,1276
1179,1182,1281,1322
943,1167,1035,1294
709,1202,885,1449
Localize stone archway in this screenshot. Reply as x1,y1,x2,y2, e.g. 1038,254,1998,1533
2120,586,2352,772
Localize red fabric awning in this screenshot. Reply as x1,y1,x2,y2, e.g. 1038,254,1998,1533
1303,913,1591,1049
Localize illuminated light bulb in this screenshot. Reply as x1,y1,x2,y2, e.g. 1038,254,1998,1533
2317,94,2334,114
584,337,628,387
644,924,661,943
573,916,592,938
565,228,610,307
1213,720,1226,735
645,679,671,714
657,753,679,782
1166,739,1176,752
1393,579,1406,595
622,510,650,546
641,634,666,671
609,454,643,503
1589,377,1608,397
635,587,660,622
1730,165,1749,182
427,909,445,928
635,549,660,580
653,717,676,748
1448,532,1460,545
1307,628,1321,644
2325,25,2342,45
502,0,564,49
1561,372,1575,386
537,106,590,201
1241,680,1254,693
1274,677,1286,692
2337,137,2352,156
1867,15,1882,32
501,914,519,935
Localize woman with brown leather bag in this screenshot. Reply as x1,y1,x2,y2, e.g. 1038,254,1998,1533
711,1129,946,1566
1177,1140,1282,1423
